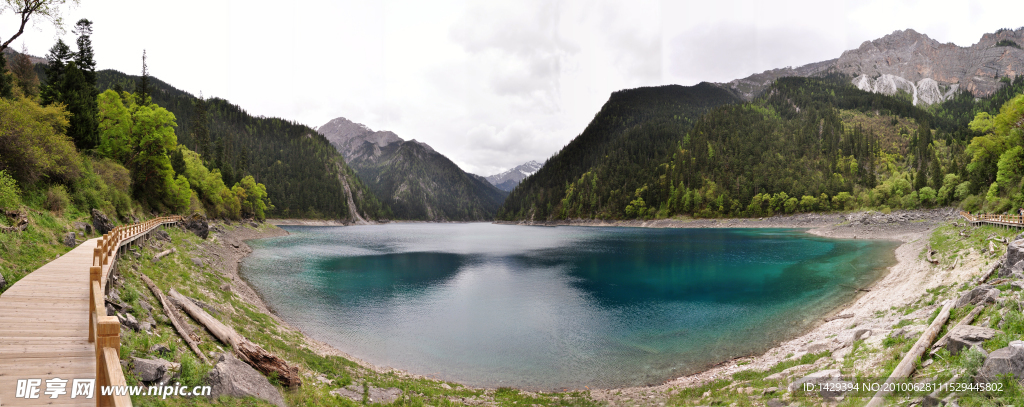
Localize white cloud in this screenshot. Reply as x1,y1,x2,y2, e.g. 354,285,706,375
5,0,1022,176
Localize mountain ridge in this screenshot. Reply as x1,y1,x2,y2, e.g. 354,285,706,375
484,160,543,191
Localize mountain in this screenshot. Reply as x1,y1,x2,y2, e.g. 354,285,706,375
93,70,391,222
498,82,743,220
484,160,543,191
718,28,1024,105
318,117,507,221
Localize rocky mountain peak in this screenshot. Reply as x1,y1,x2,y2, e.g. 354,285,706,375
485,160,544,192
318,117,404,160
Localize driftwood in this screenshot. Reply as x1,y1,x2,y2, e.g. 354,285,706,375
0,210,28,233
153,248,177,262
825,313,854,322
168,288,301,388
865,300,953,407
925,245,939,265
949,256,959,271
140,274,210,365
974,260,1003,285
931,304,985,353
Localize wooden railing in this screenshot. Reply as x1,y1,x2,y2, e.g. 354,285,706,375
960,210,1024,227
88,216,182,407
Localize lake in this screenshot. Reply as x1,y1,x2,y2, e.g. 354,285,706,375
240,223,898,389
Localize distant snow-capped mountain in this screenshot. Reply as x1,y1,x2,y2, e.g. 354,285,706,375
485,160,543,191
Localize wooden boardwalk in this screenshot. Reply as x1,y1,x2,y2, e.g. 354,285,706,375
1,216,180,406
961,210,1024,229
0,238,99,406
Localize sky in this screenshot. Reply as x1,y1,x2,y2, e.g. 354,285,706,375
5,0,1024,176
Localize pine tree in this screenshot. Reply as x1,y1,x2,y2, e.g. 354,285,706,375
11,45,40,96
135,49,149,104
73,19,96,84
39,39,73,104
39,36,99,150
191,94,210,158
0,52,12,98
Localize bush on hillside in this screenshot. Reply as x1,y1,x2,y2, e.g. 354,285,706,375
0,96,81,184
44,185,70,214
0,170,20,209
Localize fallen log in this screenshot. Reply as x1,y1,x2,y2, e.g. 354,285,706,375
974,260,1003,285
949,256,959,271
140,274,210,364
168,288,301,388
925,245,939,265
931,304,985,353
865,300,953,407
154,248,177,262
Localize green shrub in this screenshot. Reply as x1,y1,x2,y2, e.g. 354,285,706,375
0,170,20,209
44,185,71,214
962,195,983,212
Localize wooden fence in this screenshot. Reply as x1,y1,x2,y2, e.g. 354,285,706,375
88,216,181,407
960,210,1024,229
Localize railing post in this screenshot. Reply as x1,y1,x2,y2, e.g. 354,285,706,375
96,315,119,407
89,268,102,342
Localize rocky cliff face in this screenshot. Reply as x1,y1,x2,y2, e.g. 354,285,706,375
484,160,543,192
317,117,507,221
718,27,1024,105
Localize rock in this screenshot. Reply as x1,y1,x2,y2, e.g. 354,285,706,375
62,232,76,247
206,353,285,407
150,343,171,355
182,214,210,239
890,325,926,341
945,325,1000,355
315,375,333,385
763,386,778,395
119,313,139,331
766,399,788,407
139,299,153,313
220,283,232,293
191,258,204,268
139,322,152,332
440,383,452,390
955,285,1000,308
132,357,172,383
91,208,114,235
154,229,171,241
0,273,6,291
839,328,873,346
368,387,402,404
330,385,363,402
764,363,813,382
976,341,1024,384
1011,281,1024,291
789,369,842,392
804,341,831,353
1005,240,1024,275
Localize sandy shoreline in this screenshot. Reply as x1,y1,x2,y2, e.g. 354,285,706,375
222,209,962,397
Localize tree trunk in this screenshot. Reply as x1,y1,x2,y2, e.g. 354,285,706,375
865,300,953,407
140,274,209,364
168,289,301,388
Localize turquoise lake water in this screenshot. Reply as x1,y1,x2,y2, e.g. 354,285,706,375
240,223,898,389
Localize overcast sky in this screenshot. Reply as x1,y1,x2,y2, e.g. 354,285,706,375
6,0,1024,175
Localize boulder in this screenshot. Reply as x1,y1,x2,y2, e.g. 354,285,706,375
149,343,171,355
1006,240,1024,274
154,229,171,241
789,369,842,392
91,209,114,235
955,285,1000,308
182,214,209,239
62,232,76,247
890,325,926,341
206,353,285,407
119,313,139,332
976,341,1024,383
368,387,402,404
72,221,92,235
191,258,204,268
945,325,1000,355
330,385,363,402
132,357,172,383
839,328,873,346
0,273,6,291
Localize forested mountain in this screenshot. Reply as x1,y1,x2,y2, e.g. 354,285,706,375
318,117,507,221
499,72,1024,221
92,70,390,221
498,82,742,220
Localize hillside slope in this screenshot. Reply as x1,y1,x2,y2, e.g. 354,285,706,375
319,117,507,221
498,82,742,220
94,70,390,221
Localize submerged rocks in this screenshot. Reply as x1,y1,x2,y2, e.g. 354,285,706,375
976,341,1024,383
207,353,285,407
91,209,114,235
